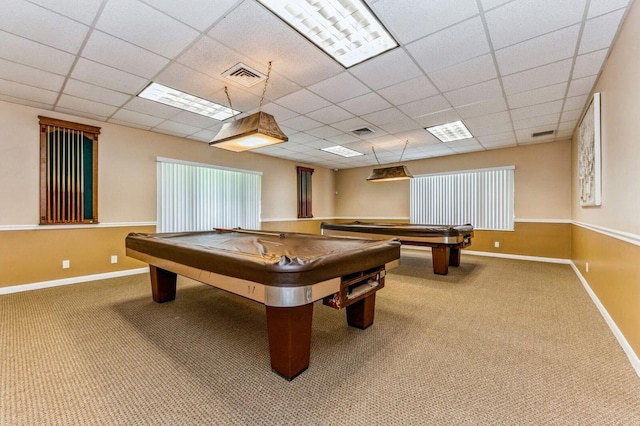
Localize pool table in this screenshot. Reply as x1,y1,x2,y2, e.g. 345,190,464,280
321,222,474,275
125,228,400,380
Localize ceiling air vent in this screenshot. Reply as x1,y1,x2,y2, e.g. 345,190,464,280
531,130,554,138
222,63,267,87
351,126,375,136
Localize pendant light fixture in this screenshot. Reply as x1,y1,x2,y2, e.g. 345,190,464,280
367,141,413,182
210,61,288,152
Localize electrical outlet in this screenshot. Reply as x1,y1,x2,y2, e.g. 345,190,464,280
494,241,500,248
586,262,589,273
110,255,118,264
62,260,70,269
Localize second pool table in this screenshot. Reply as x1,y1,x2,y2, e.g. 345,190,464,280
321,221,474,275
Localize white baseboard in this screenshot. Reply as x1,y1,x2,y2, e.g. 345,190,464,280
0,268,148,295
403,246,572,264
569,263,640,378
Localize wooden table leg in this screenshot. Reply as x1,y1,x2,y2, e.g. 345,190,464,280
449,247,462,266
149,265,177,303
431,246,450,275
266,303,313,380
346,293,376,329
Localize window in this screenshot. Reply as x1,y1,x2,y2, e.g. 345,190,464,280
410,166,515,230
39,116,99,224
156,158,261,233
297,166,313,218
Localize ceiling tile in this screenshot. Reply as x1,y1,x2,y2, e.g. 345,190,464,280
338,92,392,116
1,0,89,53
372,0,479,43
30,0,104,25
305,125,343,139
361,108,410,127
64,79,132,106
56,94,119,117
306,105,354,124
349,49,422,90
560,109,583,122
506,83,567,109
71,58,148,94
96,0,200,58
510,100,564,121
0,58,65,92
169,110,221,128
82,30,170,78
443,79,503,107
562,94,589,112
259,103,299,121
308,72,370,103
153,120,201,137
122,96,181,119
502,59,572,95
455,97,508,119
480,0,512,11
141,0,238,31
578,9,626,54
464,111,511,129
469,121,514,137
377,76,439,105
416,109,462,128
572,48,609,79
0,31,76,75
496,25,580,76
485,0,587,49
154,63,225,99
398,95,452,119
208,0,342,87
407,17,490,73
376,118,423,134
428,54,497,92
275,89,331,115
0,78,58,105
279,115,323,132
110,108,165,128
566,75,597,97
325,133,360,145
512,112,560,130
587,0,631,18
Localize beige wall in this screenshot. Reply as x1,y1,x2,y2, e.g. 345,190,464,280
571,0,640,235
0,102,334,226
335,141,572,220
570,0,640,361
0,102,334,286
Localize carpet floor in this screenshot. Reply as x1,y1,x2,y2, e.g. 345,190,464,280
2,250,639,425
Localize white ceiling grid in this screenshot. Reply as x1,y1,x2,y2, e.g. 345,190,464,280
0,0,634,169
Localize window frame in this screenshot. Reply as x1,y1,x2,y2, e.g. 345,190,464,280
297,166,314,219
39,116,100,225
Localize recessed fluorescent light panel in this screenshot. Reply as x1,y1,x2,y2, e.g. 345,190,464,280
322,145,364,157
138,82,240,120
425,120,473,143
256,0,398,68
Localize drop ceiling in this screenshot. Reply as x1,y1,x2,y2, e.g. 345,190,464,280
0,0,633,169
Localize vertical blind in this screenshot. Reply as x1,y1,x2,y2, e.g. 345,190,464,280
41,124,97,224
157,158,261,233
410,166,515,230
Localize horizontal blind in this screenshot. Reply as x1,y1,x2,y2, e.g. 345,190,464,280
410,166,514,230
157,159,261,233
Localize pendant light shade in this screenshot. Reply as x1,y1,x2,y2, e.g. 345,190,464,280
366,165,413,182
366,141,413,182
209,111,288,152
